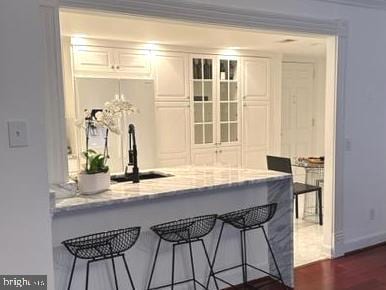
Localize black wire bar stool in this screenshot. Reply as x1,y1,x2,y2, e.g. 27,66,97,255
62,226,140,290
208,204,287,289
147,214,219,290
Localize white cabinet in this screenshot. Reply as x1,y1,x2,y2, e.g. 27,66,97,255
243,57,270,100
113,49,152,76
242,101,270,169
73,45,152,78
155,52,189,101
190,55,241,167
155,102,191,167
73,46,114,72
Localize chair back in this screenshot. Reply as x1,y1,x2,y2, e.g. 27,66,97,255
266,155,292,174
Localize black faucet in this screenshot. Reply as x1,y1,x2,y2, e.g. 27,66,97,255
126,124,139,183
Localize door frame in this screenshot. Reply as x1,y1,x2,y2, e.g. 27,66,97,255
41,0,347,257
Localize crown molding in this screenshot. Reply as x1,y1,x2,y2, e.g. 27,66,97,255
60,0,347,36
313,0,386,10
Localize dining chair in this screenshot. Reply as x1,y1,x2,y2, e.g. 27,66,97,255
266,155,323,225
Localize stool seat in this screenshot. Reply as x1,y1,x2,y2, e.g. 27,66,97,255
147,214,219,290
151,214,217,243
63,227,140,260
218,204,277,230
63,227,140,290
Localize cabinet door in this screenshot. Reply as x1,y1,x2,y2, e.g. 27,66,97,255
242,101,270,169
155,53,188,101
73,45,114,72
191,56,216,147
155,102,191,167
114,49,152,77
243,57,270,100
218,57,240,145
191,148,216,166
216,146,241,167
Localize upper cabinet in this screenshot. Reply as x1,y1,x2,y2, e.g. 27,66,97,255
73,46,115,72
154,52,189,101
242,57,270,100
73,45,152,78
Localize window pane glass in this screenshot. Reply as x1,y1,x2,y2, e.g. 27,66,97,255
195,124,203,144
193,81,202,102
194,103,203,122
229,82,238,100
230,123,238,142
229,60,237,80
221,123,229,142
193,58,202,79
203,82,213,101
220,82,228,101
220,59,228,80
203,59,212,79
229,103,238,121
220,103,228,122
204,103,213,122
205,124,213,143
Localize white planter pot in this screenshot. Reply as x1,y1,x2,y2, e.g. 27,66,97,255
78,172,110,195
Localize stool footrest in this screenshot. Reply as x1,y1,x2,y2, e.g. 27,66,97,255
211,263,285,288
148,278,207,290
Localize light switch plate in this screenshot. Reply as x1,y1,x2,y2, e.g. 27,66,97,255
8,120,28,148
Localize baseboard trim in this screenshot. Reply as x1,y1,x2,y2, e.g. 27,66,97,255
344,231,386,253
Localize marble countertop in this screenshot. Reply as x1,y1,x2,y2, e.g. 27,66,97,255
52,166,290,216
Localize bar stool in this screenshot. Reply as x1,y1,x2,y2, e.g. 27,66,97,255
62,226,140,290
147,214,219,290
209,204,286,289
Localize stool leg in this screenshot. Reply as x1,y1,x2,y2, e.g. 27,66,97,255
243,230,248,285
171,244,176,290
295,195,299,219
188,240,197,290
261,227,284,284
110,256,119,290
240,230,247,287
67,256,77,290
199,239,219,290
85,261,91,290
147,237,161,290
206,222,225,289
318,188,323,225
122,254,135,290
109,244,119,290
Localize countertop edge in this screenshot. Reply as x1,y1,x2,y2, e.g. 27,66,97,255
52,173,291,217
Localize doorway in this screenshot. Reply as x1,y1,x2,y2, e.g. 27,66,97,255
45,0,343,266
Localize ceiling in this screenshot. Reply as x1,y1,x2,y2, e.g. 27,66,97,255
60,9,327,57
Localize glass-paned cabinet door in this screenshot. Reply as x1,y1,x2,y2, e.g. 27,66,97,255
192,57,214,145
219,58,239,143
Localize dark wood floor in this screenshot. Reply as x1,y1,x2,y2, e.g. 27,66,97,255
238,244,386,289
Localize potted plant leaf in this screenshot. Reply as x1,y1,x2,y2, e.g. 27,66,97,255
77,95,137,195
78,149,110,194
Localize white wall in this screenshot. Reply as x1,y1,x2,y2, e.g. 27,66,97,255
0,0,54,287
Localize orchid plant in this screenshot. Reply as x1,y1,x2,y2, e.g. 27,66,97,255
78,95,138,174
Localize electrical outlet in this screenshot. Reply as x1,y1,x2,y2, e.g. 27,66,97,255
7,120,28,148
370,208,375,221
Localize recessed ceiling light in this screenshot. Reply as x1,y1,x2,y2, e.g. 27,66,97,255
278,39,297,43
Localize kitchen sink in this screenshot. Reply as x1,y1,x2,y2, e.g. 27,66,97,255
110,171,172,183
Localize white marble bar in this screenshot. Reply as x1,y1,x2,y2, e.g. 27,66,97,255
52,166,293,290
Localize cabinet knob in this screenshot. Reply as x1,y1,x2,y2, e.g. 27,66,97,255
219,150,223,153
111,65,115,69
116,66,120,70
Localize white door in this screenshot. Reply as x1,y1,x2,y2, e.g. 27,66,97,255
281,62,315,159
